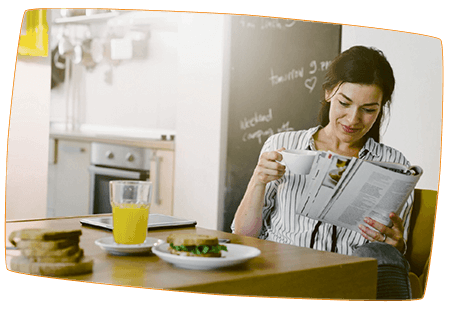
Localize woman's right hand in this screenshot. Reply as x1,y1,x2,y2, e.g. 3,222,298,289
252,147,286,186
234,147,286,237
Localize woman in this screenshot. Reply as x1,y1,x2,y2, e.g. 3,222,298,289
232,46,413,299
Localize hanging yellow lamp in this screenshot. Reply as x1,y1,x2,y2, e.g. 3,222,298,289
18,9,48,57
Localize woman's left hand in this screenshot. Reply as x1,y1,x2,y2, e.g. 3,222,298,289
358,212,406,254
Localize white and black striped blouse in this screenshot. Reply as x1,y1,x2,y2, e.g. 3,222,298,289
232,125,414,256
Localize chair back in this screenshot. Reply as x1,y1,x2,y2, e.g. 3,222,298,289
405,189,438,277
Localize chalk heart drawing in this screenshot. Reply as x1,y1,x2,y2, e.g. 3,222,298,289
305,76,317,93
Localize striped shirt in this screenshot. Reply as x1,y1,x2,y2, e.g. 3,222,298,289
232,125,414,256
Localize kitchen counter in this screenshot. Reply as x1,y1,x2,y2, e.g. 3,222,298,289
50,129,175,150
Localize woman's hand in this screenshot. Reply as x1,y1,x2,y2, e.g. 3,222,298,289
252,148,286,186
234,147,286,237
358,212,406,254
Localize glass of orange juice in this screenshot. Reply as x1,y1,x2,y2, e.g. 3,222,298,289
109,180,152,245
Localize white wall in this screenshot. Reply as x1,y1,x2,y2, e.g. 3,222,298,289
341,27,442,191
173,13,226,229
6,56,51,220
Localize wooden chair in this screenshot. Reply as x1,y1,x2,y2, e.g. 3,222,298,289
405,189,438,299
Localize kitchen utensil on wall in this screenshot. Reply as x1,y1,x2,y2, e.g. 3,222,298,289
64,58,85,131
64,55,73,131
80,38,104,70
85,9,111,16
51,47,65,88
88,38,104,63
60,9,86,18
58,35,74,57
72,44,83,64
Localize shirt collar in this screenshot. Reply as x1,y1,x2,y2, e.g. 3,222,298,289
360,137,382,159
307,125,381,159
306,125,322,151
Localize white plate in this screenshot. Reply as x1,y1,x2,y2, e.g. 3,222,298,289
95,237,163,256
152,243,261,270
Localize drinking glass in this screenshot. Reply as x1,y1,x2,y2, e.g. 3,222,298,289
109,181,152,244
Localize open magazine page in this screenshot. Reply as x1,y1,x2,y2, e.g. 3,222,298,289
308,158,362,219
314,160,421,232
296,152,333,214
368,160,419,175
303,154,356,218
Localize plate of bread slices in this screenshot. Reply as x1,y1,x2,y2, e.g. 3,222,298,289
152,233,261,270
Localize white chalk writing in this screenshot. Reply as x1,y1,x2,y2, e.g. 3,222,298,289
269,60,332,93
243,128,274,144
309,60,317,74
321,60,332,71
240,108,294,144
241,115,295,144
305,76,317,93
240,108,273,130
277,121,294,133
239,18,296,30
239,19,256,29
269,67,304,86
262,19,296,30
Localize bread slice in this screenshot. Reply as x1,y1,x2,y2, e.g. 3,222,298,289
9,229,82,246
26,249,85,263
10,256,93,276
167,233,219,247
17,237,80,251
20,244,80,258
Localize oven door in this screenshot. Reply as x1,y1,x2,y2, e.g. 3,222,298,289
88,165,149,214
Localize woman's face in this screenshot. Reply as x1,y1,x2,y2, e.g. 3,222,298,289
326,82,383,146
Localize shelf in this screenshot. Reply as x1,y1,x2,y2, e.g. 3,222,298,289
53,12,120,25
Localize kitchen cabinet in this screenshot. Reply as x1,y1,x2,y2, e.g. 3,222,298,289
148,149,175,216
47,139,91,217
47,131,175,217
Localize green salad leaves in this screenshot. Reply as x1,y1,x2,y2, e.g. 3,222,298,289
170,243,228,255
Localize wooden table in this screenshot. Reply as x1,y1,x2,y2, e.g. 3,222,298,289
5,215,378,299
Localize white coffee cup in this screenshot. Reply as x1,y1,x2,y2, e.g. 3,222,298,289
279,149,318,175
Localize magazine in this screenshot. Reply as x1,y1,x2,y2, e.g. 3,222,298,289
296,151,423,231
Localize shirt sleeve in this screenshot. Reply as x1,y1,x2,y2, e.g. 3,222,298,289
230,135,277,235
258,135,280,239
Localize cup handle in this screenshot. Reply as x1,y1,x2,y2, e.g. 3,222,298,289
276,150,286,166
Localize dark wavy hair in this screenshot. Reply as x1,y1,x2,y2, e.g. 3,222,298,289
318,46,395,142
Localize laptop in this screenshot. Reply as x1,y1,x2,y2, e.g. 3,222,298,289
80,214,197,231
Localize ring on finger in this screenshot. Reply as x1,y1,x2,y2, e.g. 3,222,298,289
380,233,387,242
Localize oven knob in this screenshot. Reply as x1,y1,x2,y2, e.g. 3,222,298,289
126,153,135,162
106,151,114,159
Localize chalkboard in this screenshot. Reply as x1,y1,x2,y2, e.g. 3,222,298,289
220,16,341,232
